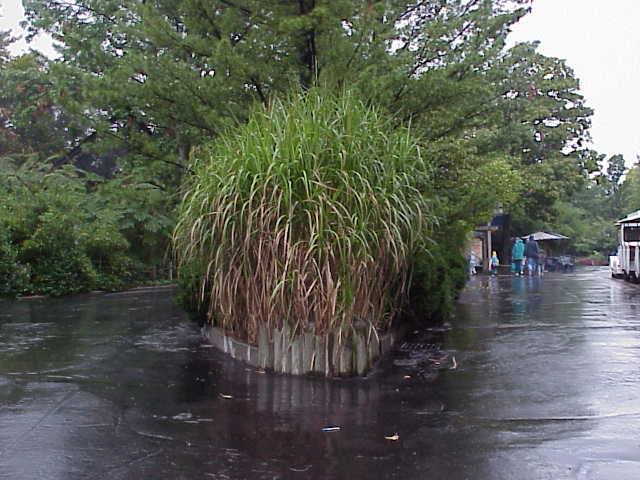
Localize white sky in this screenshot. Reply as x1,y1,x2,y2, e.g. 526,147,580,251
2,0,639,170
509,0,640,169
0,0,57,57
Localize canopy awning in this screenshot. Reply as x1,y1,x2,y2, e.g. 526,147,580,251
523,231,569,241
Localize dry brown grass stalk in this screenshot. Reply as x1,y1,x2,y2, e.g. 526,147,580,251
174,90,434,344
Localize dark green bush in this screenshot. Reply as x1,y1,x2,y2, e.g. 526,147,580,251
26,252,96,296
84,223,136,291
0,229,30,297
0,161,173,297
175,259,209,324
407,240,468,323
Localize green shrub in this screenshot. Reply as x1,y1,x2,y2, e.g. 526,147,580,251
175,259,209,324
0,228,30,297
407,238,469,323
0,160,162,297
84,222,135,291
26,251,97,296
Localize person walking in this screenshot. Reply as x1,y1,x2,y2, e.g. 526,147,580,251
524,234,540,276
538,248,546,275
512,238,525,275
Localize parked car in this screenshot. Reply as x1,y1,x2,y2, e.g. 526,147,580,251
610,252,624,279
545,255,574,272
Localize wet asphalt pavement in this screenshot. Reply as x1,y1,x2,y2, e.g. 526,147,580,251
1,268,640,479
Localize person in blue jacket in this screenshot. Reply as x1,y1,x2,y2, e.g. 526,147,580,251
524,235,540,276
511,238,525,275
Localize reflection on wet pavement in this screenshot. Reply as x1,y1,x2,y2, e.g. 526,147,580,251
2,269,640,479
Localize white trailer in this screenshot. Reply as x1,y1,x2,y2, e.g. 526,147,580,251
613,210,640,281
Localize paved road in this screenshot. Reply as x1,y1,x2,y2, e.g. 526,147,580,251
1,268,639,479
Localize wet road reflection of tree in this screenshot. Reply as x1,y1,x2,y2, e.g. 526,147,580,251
2,269,640,479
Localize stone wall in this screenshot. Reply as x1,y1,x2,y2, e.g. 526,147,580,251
201,323,403,376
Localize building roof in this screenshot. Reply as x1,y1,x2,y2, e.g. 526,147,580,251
523,231,569,241
617,210,640,224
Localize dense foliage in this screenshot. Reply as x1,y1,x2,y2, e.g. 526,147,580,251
0,156,174,296
619,162,640,215
1,1,606,326
0,34,174,297
521,154,633,258
19,0,589,209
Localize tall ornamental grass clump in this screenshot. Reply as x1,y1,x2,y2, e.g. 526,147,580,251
174,90,435,344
